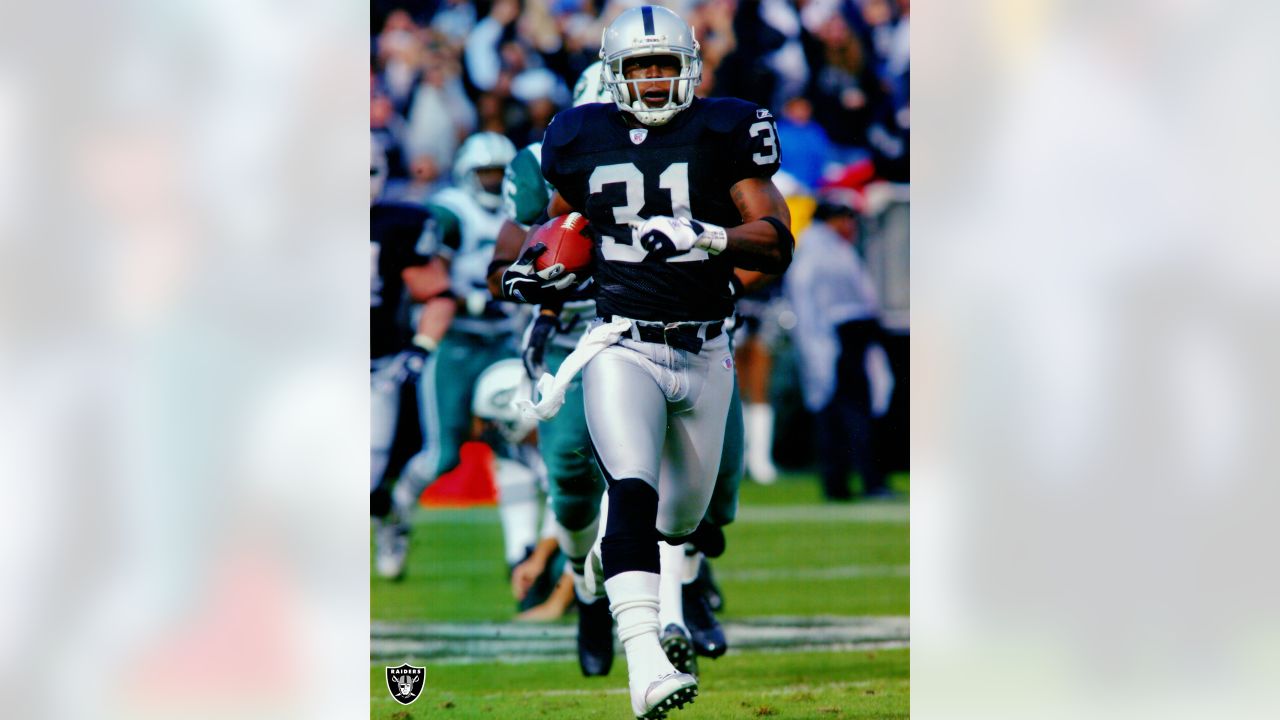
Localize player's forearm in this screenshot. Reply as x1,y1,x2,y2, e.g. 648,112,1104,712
415,295,456,347
487,219,530,296
721,219,794,274
719,177,794,273
403,258,453,302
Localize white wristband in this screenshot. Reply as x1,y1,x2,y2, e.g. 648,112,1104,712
694,222,728,255
412,334,439,353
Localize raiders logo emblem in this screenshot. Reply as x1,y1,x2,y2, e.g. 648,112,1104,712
629,128,648,145
385,663,426,705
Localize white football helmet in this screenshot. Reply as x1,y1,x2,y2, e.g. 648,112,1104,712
453,131,517,211
572,60,612,107
472,359,537,444
600,5,701,126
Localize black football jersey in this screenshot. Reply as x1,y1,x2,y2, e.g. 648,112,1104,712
541,97,781,322
371,202,437,359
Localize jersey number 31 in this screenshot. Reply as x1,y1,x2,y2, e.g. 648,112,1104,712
589,162,705,263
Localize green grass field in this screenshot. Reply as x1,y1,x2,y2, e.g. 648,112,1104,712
371,473,909,719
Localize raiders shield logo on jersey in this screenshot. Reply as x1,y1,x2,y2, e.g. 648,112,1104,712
385,663,425,705
629,128,648,145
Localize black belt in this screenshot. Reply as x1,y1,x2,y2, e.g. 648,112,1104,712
602,314,724,353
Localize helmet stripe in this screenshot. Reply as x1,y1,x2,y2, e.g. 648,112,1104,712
642,5,655,35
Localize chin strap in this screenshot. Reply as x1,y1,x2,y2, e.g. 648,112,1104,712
628,100,678,126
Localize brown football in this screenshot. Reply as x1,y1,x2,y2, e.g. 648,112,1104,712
527,212,594,277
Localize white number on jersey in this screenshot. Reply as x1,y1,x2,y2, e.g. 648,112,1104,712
588,162,709,264
749,121,779,165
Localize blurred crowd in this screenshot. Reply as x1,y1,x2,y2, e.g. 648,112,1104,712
372,0,910,497
372,0,908,201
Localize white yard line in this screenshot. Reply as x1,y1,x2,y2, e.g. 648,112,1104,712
371,616,909,663
733,503,908,523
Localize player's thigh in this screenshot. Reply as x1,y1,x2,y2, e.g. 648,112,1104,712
657,343,736,536
582,346,666,487
706,375,744,527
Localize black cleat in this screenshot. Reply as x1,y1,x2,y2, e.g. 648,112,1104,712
661,623,699,677
683,575,727,658
577,596,615,676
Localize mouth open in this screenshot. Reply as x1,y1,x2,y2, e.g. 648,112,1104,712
642,89,669,105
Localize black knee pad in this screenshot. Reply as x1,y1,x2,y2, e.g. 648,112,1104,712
600,478,660,579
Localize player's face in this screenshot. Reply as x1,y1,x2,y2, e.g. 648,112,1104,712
475,167,504,195
622,55,681,108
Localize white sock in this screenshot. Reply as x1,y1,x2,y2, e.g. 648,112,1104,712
606,571,676,700
558,514,601,604
573,572,595,604
746,403,778,480
682,547,703,585
556,513,600,560
658,542,688,630
495,458,542,566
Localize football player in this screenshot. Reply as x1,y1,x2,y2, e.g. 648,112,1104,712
394,132,528,534
498,7,793,718
490,61,738,680
370,135,457,579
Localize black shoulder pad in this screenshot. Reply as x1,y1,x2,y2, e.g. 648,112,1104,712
704,97,764,133
543,105,588,149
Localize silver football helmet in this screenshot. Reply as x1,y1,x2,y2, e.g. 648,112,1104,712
453,131,517,211
599,5,702,126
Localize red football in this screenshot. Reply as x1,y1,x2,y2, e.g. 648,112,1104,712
528,212,594,277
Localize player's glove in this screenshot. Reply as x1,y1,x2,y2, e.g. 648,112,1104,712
635,216,728,261
522,312,560,380
501,242,578,304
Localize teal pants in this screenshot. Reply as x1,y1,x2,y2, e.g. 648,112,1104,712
405,330,516,488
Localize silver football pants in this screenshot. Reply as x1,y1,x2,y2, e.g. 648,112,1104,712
583,330,735,538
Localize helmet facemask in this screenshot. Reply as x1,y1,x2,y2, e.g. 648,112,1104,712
602,49,701,126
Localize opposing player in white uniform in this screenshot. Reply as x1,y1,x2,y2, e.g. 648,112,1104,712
393,133,534,556
500,7,793,717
